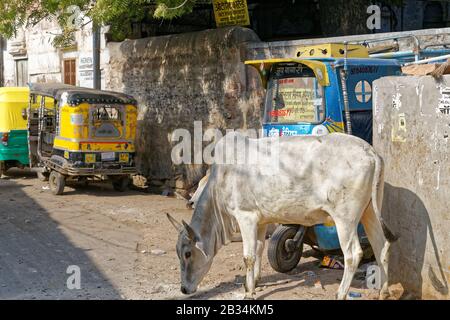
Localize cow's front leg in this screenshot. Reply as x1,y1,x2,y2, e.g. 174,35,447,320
243,256,256,299
254,225,267,286
236,214,258,300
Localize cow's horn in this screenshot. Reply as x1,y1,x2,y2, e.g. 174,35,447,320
166,213,183,232
182,220,197,241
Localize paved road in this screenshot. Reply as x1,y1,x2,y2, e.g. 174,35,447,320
0,169,386,300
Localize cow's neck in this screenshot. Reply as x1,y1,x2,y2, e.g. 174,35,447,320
190,186,231,258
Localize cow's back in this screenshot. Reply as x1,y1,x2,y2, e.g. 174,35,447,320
211,133,378,225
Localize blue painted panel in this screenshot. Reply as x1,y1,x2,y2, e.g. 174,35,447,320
314,223,369,250
263,124,313,137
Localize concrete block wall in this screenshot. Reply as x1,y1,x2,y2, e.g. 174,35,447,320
373,75,450,299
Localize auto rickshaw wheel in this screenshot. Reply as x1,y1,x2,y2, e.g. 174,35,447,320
268,225,304,273
37,171,49,182
112,176,129,192
49,171,66,195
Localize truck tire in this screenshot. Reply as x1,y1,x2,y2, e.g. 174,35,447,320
268,225,304,273
49,171,65,195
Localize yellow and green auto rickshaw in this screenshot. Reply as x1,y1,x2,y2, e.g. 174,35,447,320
0,87,37,176
28,83,138,195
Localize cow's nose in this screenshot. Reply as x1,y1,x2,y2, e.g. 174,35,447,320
181,286,188,294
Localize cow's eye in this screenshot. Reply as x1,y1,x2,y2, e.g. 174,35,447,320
185,251,192,259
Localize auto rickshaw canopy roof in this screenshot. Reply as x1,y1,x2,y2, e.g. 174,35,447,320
0,87,30,132
29,83,137,107
244,58,330,88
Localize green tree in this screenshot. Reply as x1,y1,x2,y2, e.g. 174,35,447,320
0,0,200,43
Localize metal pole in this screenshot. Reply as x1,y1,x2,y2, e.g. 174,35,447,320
341,42,352,135
0,36,4,87
404,53,450,66
92,22,101,89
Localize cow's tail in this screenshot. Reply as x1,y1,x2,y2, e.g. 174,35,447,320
372,153,398,243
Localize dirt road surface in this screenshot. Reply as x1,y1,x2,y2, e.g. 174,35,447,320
0,169,395,300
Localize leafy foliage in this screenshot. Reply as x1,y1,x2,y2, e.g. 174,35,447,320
153,0,196,19
0,0,208,42
0,0,407,43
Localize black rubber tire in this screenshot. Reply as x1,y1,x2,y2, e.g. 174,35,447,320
268,225,304,273
112,176,129,192
49,171,65,195
37,171,49,182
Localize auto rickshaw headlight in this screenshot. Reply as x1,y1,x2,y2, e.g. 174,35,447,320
312,125,328,136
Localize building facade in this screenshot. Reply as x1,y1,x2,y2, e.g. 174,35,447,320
1,19,109,89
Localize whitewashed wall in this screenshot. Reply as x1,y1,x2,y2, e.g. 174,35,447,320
2,18,109,89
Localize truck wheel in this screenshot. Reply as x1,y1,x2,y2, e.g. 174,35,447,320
268,225,304,273
37,171,49,182
112,176,129,192
49,171,65,195
0,161,4,177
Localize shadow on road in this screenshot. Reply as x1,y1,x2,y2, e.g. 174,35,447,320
186,248,353,300
0,170,122,299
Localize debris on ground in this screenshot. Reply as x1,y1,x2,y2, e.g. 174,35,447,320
161,188,173,197
355,261,377,281
150,249,167,256
347,291,362,299
320,255,344,269
314,279,324,290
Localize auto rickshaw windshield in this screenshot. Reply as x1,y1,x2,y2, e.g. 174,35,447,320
90,104,125,138
264,63,325,125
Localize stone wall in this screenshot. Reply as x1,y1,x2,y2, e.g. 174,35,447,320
373,75,450,299
106,27,264,194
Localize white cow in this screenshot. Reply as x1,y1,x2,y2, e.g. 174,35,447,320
167,132,396,300
187,170,210,209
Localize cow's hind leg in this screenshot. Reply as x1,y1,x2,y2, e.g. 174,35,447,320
334,219,364,300
234,213,258,300
361,203,391,299
255,224,267,286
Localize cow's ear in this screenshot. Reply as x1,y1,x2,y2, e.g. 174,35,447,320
166,213,182,232
195,242,207,259
182,220,197,241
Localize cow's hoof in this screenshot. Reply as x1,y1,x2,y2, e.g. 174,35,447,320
244,292,256,300
335,293,346,300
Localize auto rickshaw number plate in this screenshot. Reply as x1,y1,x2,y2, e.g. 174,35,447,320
85,154,96,164
119,153,129,163
101,152,115,161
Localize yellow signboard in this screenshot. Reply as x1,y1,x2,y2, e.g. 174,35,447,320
274,87,317,123
213,0,250,28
